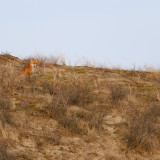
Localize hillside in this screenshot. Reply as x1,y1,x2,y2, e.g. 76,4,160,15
0,54,160,160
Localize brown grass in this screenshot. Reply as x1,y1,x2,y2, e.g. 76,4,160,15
41,75,98,135
109,84,128,107
0,54,160,159
34,55,66,68
0,139,16,160
125,104,160,152
0,96,12,124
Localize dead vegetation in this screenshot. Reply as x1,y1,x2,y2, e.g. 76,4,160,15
0,53,160,159
109,84,128,107
125,104,160,152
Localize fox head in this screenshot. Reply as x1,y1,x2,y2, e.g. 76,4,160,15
30,59,38,67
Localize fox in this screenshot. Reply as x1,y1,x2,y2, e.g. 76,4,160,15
23,59,38,80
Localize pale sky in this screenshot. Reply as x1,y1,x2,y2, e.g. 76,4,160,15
0,0,160,68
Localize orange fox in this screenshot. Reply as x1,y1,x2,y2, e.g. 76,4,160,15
23,59,38,80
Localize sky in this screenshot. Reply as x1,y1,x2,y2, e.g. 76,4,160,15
0,0,160,68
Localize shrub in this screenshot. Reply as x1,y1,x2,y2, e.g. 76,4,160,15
56,78,95,106
43,76,95,112
87,112,106,131
125,104,160,151
109,84,128,106
45,97,67,119
41,81,55,95
59,113,84,134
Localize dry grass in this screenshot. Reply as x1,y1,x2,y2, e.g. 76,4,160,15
125,104,160,152
41,75,99,135
0,54,160,159
55,78,95,106
109,84,128,107
0,139,16,160
0,96,12,124
34,55,66,68
0,65,17,159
